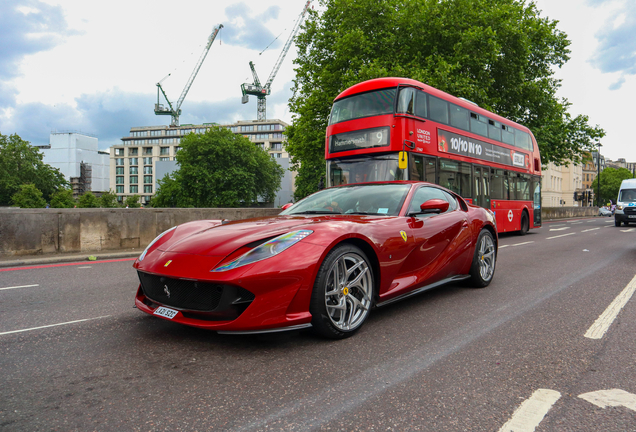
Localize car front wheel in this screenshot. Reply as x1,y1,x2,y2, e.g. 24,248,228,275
310,244,374,339
468,229,496,288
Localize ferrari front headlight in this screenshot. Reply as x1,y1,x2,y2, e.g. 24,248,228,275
139,226,177,261
211,230,313,272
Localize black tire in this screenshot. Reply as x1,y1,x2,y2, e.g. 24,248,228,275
615,218,621,227
518,212,529,236
468,229,496,288
310,244,374,339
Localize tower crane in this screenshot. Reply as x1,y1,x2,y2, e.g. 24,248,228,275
155,24,223,126
241,1,311,121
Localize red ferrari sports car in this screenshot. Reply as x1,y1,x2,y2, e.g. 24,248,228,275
134,182,497,338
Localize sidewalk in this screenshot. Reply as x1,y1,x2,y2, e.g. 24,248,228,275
0,249,142,268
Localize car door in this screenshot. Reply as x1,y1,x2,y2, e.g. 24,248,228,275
398,186,472,286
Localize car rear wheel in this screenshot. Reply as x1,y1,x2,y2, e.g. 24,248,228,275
468,229,496,288
310,244,374,339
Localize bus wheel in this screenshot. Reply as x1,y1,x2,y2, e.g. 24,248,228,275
518,212,529,236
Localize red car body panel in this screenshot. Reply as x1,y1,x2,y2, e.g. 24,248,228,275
133,181,497,333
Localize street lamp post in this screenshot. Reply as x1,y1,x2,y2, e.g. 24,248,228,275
596,144,602,208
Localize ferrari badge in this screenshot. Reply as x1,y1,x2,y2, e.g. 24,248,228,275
400,231,407,242
164,260,172,267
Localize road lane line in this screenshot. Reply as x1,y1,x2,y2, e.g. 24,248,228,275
546,233,575,240
512,241,534,247
499,245,509,249
0,316,111,336
77,266,92,269
581,228,600,233
579,389,636,411
549,227,570,231
585,274,636,339
0,258,136,272
0,284,39,291
620,228,635,232
571,222,583,225
498,389,561,432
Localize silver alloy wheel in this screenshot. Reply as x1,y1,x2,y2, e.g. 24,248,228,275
478,233,496,281
324,252,373,331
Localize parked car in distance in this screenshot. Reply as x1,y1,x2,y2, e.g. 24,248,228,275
599,207,612,217
133,181,498,339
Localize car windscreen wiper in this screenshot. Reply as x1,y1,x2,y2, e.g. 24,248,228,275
345,211,380,215
291,210,342,215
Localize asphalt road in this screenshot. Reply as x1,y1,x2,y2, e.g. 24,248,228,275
1,216,635,431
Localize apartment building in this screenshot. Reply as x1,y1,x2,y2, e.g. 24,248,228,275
110,119,291,205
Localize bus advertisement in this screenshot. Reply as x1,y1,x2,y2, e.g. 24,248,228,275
325,77,542,234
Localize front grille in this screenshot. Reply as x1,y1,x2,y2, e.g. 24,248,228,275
137,272,254,312
624,207,636,215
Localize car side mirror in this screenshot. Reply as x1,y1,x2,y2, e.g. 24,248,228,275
281,203,293,210
419,199,449,214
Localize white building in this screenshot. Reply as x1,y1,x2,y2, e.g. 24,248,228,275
542,161,583,207
36,132,110,196
110,119,294,205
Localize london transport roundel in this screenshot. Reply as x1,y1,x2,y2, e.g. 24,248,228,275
508,210,513,222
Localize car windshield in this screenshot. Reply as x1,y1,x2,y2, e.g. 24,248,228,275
329,88,396,125
280,184,412,216
619,188,636,203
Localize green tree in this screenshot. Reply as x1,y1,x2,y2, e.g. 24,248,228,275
125,195,141,208
0,132,68,204
150,173,192,208
50,188,76,208
594,167,634,205
99,190,119,208
287,0,605,199
78,191,99,208
10,184,46,208
155,127,284,207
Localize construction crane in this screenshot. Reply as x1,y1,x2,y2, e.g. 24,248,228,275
241,1,311,121
155,24,223,126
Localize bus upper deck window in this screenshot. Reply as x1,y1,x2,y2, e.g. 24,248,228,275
397,88,415,114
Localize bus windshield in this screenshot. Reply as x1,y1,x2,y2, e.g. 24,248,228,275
329,89,396,125
328,154,406,186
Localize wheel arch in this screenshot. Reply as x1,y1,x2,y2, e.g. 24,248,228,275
337,237,381,304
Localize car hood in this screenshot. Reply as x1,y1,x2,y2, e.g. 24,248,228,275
158,216,325,257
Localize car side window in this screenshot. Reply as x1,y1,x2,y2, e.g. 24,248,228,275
407,186,454,215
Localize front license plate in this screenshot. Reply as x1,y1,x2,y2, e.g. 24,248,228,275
154,306,178,319
629,215,636,219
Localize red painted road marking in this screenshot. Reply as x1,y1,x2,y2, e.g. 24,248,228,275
0,258,136,272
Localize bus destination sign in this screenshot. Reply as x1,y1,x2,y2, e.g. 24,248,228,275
330,127,389,153
438,129,527,168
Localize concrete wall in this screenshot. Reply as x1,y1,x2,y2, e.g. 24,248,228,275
542,206,599,220
0,206,602,257
0,208,281,257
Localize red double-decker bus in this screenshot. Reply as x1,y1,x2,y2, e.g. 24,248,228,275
325,77,542,234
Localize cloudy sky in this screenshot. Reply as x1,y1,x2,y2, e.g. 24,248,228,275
1,0,635,162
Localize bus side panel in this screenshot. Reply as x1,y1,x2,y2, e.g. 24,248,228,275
492,200,531,233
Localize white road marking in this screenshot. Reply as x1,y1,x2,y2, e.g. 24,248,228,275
549,227,571,231
0,284,39,291
620,228,635,232
0,316,111,336
581,228,600,233
498,389,562,432
499,245,509,249
585,274,636,339
570,222,583,225
546,233,575,240
512,241,534,247
579,389,636,411
77,266,92,269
